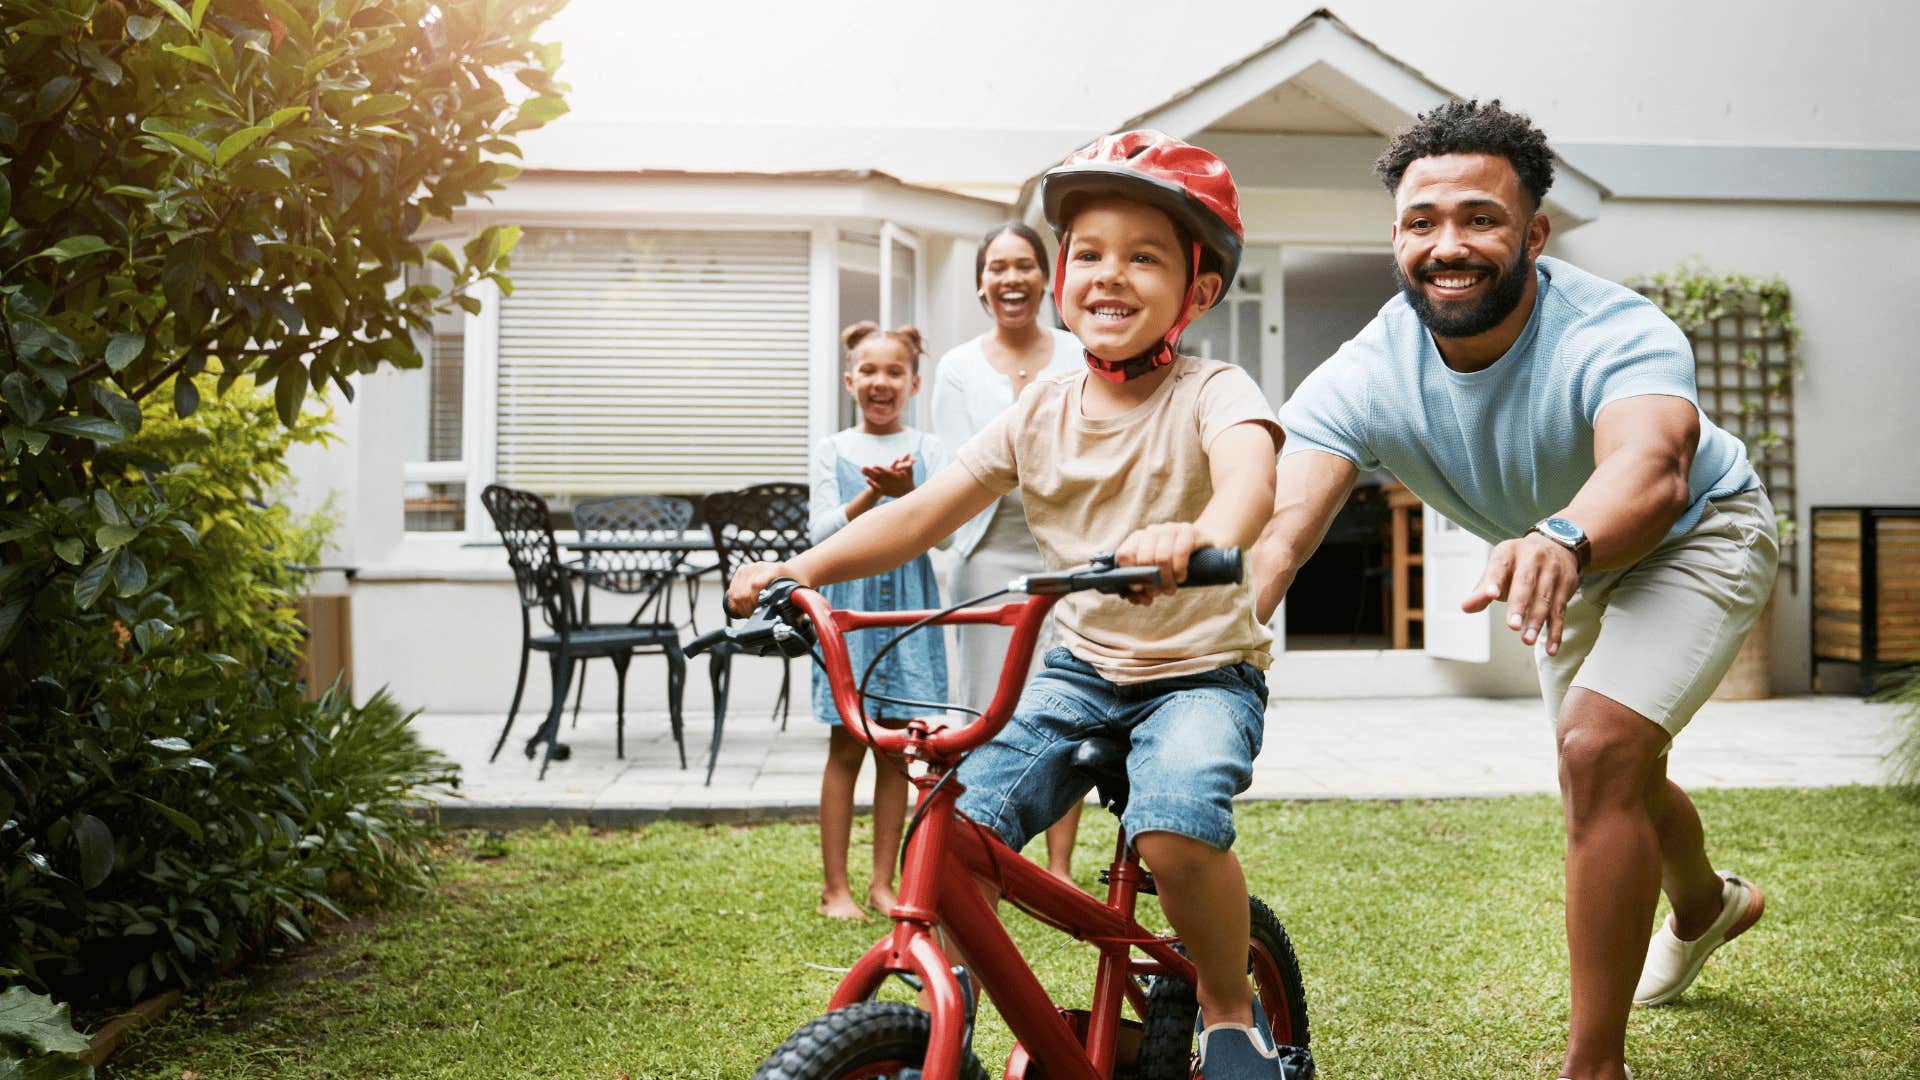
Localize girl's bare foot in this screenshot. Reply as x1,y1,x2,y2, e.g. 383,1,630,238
818,891,869,921
1048,867,1075,887
867,882,899,913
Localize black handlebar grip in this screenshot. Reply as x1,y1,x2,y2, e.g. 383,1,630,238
1181,546,1243,587
683,627,728,658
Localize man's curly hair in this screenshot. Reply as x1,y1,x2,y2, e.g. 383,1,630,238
1373,99,1555,210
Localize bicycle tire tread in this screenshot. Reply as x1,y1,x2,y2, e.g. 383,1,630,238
752,1000,990,1080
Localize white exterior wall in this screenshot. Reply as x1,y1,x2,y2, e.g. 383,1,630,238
350,560,788,717
304,185,1003,717
529,1,1920,185
1555,200,1920,693
287,0,1920,714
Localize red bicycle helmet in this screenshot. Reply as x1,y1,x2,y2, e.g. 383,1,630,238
1041,130,1244,382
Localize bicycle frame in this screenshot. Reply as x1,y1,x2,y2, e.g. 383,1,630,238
789,588,1199,1080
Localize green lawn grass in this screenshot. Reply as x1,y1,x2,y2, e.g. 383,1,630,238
108,787,1920,1079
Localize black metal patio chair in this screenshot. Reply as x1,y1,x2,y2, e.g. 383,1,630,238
564,494,696,750
698,482,810,784
481,484,687,778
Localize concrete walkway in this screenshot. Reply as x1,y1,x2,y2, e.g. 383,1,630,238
410,695,1908,827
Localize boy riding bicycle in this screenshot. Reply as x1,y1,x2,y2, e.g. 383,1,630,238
730,130,1298,1078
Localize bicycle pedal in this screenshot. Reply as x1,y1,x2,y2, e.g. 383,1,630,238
1098,869,1156,895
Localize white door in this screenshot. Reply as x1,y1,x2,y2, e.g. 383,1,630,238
1422,506,1493,662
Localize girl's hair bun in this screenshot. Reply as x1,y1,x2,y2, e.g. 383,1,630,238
894,325,925,357
841,320,881,352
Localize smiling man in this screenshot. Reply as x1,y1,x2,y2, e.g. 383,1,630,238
1249,101,1779,1080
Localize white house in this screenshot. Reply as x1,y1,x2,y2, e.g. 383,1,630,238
295,2,1920,720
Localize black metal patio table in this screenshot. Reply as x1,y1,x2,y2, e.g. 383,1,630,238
515,533,719,761
563,534,713,556
563,533,720,633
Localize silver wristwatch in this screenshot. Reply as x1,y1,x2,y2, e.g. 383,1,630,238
1529,516,1591,570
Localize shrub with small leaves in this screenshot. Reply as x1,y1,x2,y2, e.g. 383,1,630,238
3,380,456,1005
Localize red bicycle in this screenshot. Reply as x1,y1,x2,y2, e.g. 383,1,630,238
687,548,1313,1080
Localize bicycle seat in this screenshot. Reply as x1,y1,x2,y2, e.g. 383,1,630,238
1069,737,1130,816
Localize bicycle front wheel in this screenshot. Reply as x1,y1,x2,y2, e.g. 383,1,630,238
753,1000,989,1080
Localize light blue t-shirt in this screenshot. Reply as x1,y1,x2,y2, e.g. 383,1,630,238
1278,256,1757,545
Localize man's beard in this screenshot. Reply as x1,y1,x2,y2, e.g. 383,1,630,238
1394,245,1532,339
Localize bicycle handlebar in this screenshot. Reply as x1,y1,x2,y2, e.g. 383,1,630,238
683,579,816,660
1019,545,1242,594
1180,544,1243,587
685,547,1244,758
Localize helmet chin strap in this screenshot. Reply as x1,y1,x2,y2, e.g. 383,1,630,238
1055,239,1205,384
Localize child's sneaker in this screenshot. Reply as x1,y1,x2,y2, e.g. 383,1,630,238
1633,871,1765,1007
1196,998,1314,1079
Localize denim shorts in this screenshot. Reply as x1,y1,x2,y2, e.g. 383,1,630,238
953,647,1267,853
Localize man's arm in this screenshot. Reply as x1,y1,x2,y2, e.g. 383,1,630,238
1249,450,1358,623
1567,395,1698,568
1463,394,1698,653
1113,422,1279,598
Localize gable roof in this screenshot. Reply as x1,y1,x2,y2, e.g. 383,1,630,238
1014,9,1605,230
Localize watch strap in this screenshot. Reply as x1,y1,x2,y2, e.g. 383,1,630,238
1530,520,1592,570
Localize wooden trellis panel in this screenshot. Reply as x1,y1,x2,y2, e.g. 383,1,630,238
1635,285,1799,587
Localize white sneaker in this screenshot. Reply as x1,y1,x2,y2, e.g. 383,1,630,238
1633,871,1766,1007
1558,1068,1632,1079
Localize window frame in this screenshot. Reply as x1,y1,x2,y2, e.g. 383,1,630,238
398,246,487,540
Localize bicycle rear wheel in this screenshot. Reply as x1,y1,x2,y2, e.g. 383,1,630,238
753,1000,990,1080
1136,894,1312,1079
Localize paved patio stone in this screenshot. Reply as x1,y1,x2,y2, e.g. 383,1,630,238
408,695,1907,827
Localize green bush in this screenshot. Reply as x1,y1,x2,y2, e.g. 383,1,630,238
0,985,92,1079
1885,669,1920,793
1,381,455,1004
1,0,564,1009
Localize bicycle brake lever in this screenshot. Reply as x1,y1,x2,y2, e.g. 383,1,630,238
754,578,817,657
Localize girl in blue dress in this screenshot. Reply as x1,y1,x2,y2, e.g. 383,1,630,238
806,321,949,919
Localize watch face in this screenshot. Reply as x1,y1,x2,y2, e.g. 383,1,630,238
1540,517,1584,543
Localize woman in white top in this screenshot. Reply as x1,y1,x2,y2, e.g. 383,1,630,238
930,222,1084,881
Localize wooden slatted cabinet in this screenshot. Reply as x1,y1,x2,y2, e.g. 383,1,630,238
1810,506,1920,690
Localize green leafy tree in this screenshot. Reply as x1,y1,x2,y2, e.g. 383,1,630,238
0,0,567,674
0,0,565,1004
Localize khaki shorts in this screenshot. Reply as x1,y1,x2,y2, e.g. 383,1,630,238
1537,487,1780,738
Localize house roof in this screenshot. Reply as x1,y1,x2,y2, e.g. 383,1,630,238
516,166,1007,211
465,167,1012,238
1012,9,1606,230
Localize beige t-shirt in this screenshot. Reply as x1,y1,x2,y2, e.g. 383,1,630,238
956,356,1283,684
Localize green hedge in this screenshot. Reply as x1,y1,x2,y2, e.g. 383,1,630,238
1,382,455,1004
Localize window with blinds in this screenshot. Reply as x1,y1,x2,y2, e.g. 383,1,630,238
495,228,813,496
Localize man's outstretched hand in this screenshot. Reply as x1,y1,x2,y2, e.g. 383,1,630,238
1462,533,1581,655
